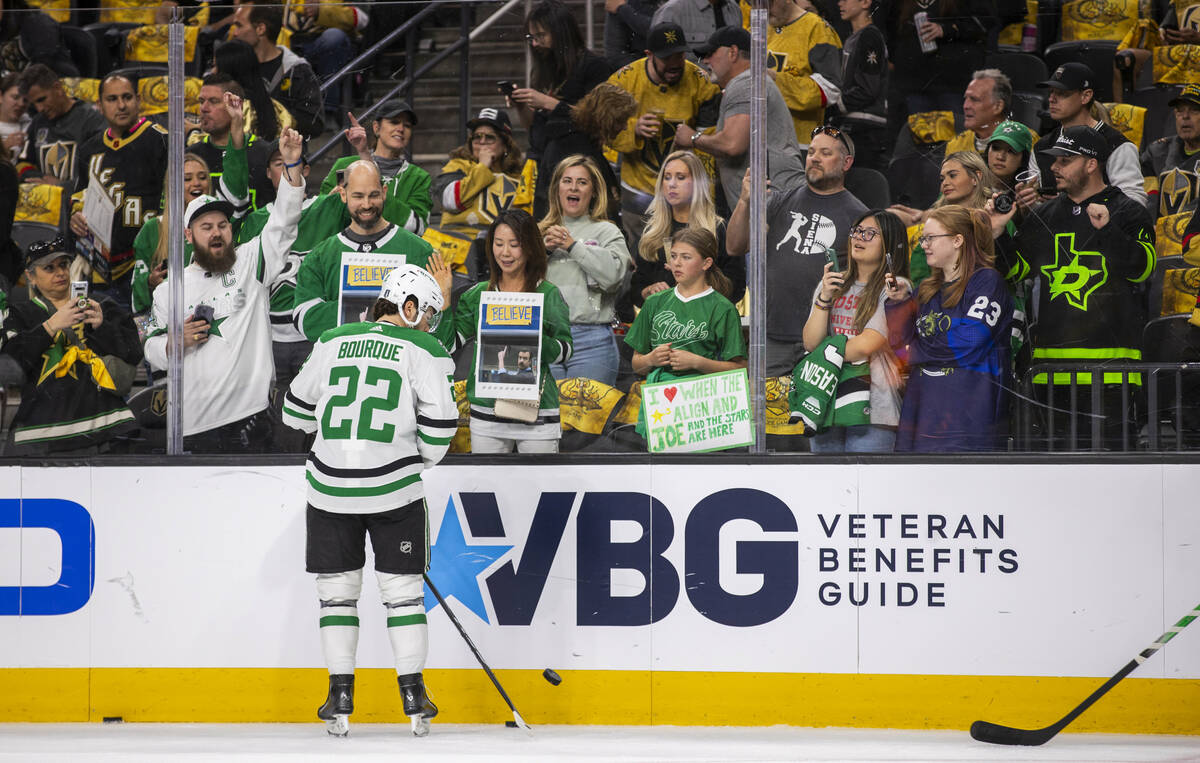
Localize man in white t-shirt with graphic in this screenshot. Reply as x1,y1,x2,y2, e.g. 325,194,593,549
727,125,867,375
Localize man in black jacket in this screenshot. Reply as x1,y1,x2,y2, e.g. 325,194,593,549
992,126,1157,449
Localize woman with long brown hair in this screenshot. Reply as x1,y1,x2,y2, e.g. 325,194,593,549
431,209,574,453
888,204,1013,451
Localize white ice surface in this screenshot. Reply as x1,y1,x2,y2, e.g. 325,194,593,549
1,724,1199,762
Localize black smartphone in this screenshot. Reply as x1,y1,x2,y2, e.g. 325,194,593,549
335,168,347,187
193,304,214,325
497,80,516,96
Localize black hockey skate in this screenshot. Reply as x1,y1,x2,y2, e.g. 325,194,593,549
398,672,438,737
317,674,355,736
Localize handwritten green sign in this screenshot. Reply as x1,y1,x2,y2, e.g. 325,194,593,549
642,369,754,453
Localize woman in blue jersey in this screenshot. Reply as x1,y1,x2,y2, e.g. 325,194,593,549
888,205,1012,451
431,208,573,454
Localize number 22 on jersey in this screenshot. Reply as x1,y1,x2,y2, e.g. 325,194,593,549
321,365,403,442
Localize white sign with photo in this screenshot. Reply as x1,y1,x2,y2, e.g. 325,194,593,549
335,252,406,326
475,290,544,401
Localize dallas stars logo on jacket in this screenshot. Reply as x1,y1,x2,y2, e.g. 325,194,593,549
1043,232,1109,311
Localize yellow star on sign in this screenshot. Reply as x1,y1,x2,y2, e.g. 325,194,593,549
652,409,665,423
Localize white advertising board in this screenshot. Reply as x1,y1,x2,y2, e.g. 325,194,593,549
0,463,1197,680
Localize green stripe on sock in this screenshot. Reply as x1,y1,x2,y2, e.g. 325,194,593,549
387,614,428,627
319,615,360,627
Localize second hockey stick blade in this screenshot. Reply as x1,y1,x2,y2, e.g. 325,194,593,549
970,601,1200,746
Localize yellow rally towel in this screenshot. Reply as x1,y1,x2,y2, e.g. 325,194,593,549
557,377,625,435
907,111,956,146
38,342,116,391
1154,45,1200,84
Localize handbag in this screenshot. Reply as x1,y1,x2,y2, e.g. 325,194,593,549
493,375,545,423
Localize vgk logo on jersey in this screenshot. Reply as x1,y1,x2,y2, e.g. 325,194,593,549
39,141,78,182
1158,168,1199,218
766,49,787,74
1044,232,1108,311
480,174,520,220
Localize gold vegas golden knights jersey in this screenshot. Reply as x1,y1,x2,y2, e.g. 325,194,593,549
766,11,843,147
607,58,721,195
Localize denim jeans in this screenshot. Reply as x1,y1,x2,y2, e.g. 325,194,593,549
295,28,353,112
549,323,619,387
811,425,896,453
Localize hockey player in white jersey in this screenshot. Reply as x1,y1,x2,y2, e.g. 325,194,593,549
282,264,457,737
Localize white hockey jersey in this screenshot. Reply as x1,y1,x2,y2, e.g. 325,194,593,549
282,320,457,514
143,179,304,436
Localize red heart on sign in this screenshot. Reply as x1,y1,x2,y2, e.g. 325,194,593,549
663,386,678,402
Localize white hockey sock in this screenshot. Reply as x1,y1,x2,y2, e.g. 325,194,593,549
317,570,363,675
378,572,428,676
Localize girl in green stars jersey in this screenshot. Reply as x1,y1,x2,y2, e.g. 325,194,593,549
626,227,747,395
431,208,573,453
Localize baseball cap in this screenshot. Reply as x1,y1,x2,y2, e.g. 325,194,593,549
1168,82,1200,109
1039,125,1108,160
695,25,751,58
646,22,688,57
24,237,70,270
466,107,512,135
375,99,418,125
184,194,235,228
987,120,1034,154
1037,62,1096,92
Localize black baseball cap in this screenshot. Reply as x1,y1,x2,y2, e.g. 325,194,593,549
695,25,751,58
1168,82,1200,109
1040,125,1108,160
24,237,70,270
466,106,512,135
375,99,418,125
1038,62,1096,92
646,22,688,57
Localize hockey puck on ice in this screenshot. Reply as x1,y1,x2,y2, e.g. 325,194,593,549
505,720,518,728
102,717,124,723
543,668,562,686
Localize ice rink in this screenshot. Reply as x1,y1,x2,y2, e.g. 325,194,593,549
2,723,1199,762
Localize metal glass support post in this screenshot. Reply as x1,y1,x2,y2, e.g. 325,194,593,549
748,4,768,453
461,2,472,143
166,13,187,455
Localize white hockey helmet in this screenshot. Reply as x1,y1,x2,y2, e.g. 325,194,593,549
379,264,444,330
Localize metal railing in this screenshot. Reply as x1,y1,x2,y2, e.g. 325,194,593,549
1016,362,1200,452
310,0,528,163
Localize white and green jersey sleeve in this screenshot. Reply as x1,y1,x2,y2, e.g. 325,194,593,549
283,320,457,515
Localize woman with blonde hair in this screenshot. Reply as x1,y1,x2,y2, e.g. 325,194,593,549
539,154,630,385
905,150,998,284
632,150,744,307
887,204,1012,451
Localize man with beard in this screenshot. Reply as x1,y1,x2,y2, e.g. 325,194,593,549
991,126,1156,450
607,21,722,240
143,128,307,453
727,126,867,376
319,101,432,235
674,26,806,209
70,74,168,311
293,161,436,341
187,73,276,212
16,64,105,186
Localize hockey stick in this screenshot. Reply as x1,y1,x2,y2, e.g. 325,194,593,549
970,601,1200,746
423,573,531,730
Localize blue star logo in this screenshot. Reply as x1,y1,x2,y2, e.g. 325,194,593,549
426,496,513,623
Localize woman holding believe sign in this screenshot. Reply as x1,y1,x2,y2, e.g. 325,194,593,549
430,209,573,454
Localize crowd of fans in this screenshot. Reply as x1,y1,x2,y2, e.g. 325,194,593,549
0,0,1197,457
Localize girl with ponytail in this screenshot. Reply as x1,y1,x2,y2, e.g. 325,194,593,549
888,204,1013,451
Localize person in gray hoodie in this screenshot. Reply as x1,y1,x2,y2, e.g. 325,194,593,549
539,154,632,387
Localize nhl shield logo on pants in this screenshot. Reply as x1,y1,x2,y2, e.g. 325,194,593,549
400,541,412,554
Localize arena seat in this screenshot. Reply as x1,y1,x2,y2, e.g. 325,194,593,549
1044,40,1118,102
985,51,1048,92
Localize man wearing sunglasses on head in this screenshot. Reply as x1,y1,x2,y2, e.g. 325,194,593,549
727,123,867,377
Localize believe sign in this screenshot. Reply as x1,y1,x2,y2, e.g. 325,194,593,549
642,369,753,453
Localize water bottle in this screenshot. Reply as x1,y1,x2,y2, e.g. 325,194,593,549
914,11,938,54
1021,23,1037,52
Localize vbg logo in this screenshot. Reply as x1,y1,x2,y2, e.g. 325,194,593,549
427,488,797,628
0,499,95,616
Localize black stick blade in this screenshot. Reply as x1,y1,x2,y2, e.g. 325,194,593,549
970,720,1056,746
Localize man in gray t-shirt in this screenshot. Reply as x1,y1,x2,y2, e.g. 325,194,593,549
727,127,867,376
673,26,805,210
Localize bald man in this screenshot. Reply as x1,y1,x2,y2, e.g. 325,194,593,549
292,160,436,341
